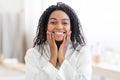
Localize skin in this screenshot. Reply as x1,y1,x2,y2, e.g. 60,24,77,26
47,10,71,67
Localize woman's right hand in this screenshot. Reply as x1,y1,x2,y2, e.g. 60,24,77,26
47,31,58,67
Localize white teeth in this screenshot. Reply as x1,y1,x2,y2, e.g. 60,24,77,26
54,32,64,34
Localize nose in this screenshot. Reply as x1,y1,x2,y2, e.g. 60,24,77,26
56,23,63,29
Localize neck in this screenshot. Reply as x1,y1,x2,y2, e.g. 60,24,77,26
55,41,63,49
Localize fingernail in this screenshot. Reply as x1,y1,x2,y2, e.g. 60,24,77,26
47,31,50,34
52,36,54,38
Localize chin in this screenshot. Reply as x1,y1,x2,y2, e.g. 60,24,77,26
55,38,63,41
55,39,63,41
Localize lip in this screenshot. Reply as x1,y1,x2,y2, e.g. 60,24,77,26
53,30,66,34
53,32,66,34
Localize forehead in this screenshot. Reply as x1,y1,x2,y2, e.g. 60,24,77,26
49,10,70,20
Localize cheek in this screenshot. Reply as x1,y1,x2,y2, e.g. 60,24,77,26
65,26,71,32
47,25,54,31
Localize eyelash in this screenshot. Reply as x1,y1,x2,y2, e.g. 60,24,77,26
51,22,56,24
50,22,68,25
62,22,68,25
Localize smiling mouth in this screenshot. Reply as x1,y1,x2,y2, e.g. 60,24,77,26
53,32,66,34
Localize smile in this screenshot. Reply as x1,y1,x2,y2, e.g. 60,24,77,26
53,32,65,34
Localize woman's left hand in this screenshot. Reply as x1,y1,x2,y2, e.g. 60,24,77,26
58,31,71,65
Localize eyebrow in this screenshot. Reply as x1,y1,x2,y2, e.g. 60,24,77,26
49,18,70,21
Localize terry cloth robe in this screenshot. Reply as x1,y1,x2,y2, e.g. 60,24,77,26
25,42,92,80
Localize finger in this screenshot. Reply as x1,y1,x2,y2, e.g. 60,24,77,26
47,31,51,43
66,31,71,41
51,34,56,45
63,34,66,43
46,31,49,41
47,31,51,42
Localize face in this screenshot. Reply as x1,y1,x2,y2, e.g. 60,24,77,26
47,10,71,41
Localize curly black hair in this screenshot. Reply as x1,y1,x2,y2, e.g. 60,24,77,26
34,2,86,50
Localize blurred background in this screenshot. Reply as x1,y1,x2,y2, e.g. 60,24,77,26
0,0,120,80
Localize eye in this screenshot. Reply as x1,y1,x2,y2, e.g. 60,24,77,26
50,22,57,25
62,22,68,25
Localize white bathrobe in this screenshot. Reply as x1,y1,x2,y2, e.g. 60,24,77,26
25,42,92,80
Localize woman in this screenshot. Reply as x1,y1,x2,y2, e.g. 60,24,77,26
25,2,92,80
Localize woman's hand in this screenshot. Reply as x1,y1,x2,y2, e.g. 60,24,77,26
47,31,71,67
58,31,71,65
47,31,58,67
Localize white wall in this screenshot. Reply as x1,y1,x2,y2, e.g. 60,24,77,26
0,0,23,13
0,0,23,55
0,0,24,61
86,0,120,50
24,0,42,49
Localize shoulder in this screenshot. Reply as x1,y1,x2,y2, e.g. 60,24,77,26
80,45,90,54
77,45,91,60
26,47,39,55
25,47,40,60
